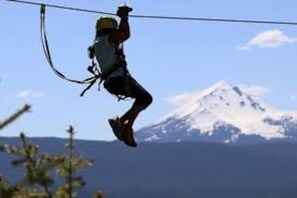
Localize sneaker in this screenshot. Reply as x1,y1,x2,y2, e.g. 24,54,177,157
122,125,137,147
108,117,123,141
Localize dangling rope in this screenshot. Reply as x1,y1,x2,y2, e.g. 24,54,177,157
40,5,102,97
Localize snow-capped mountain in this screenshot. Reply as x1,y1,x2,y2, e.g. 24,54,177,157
136,81,297,144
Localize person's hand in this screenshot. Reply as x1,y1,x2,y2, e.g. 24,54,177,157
117,4,133,19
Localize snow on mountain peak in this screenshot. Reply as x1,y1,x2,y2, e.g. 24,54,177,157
164,81,274,118
137,81,297,143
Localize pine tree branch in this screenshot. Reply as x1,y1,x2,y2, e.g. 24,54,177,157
0,105,31,130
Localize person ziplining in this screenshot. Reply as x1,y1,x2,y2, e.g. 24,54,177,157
39,4,152,147
88,5,153,147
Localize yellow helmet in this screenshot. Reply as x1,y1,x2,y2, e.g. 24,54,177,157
96,16,118,31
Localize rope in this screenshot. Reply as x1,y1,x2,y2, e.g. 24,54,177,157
6,0,297,26
40,5,101,96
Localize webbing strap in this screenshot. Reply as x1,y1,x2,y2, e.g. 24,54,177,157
40,5,101,96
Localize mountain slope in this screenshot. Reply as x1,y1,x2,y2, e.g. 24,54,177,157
136,81,297,144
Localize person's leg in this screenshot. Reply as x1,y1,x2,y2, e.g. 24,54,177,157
120,77,153,129
105,76,152,146
119,77,153,146
119,104,143,147
120,104,143,128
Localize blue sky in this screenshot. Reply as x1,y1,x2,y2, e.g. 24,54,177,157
1,0,297,141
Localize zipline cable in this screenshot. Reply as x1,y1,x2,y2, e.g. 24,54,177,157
6,0,297,26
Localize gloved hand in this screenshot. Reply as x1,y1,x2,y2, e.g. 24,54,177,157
117,4,133,19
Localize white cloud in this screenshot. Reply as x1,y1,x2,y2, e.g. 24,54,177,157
17,90,44,99
166,91,201,106
238,85,271,97
238,30,297,50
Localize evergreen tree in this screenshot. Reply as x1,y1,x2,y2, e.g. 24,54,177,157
0,105,103,197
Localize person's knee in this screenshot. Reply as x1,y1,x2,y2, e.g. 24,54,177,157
146,93,153,107
142,92,153,109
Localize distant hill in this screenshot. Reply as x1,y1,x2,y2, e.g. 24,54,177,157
1,137,297,198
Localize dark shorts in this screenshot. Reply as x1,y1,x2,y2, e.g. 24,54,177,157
104,76,153,109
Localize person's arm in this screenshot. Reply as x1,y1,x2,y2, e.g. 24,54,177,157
109,5,132,43
109,17,130,43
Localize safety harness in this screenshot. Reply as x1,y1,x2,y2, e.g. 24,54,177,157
40,5,128,98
